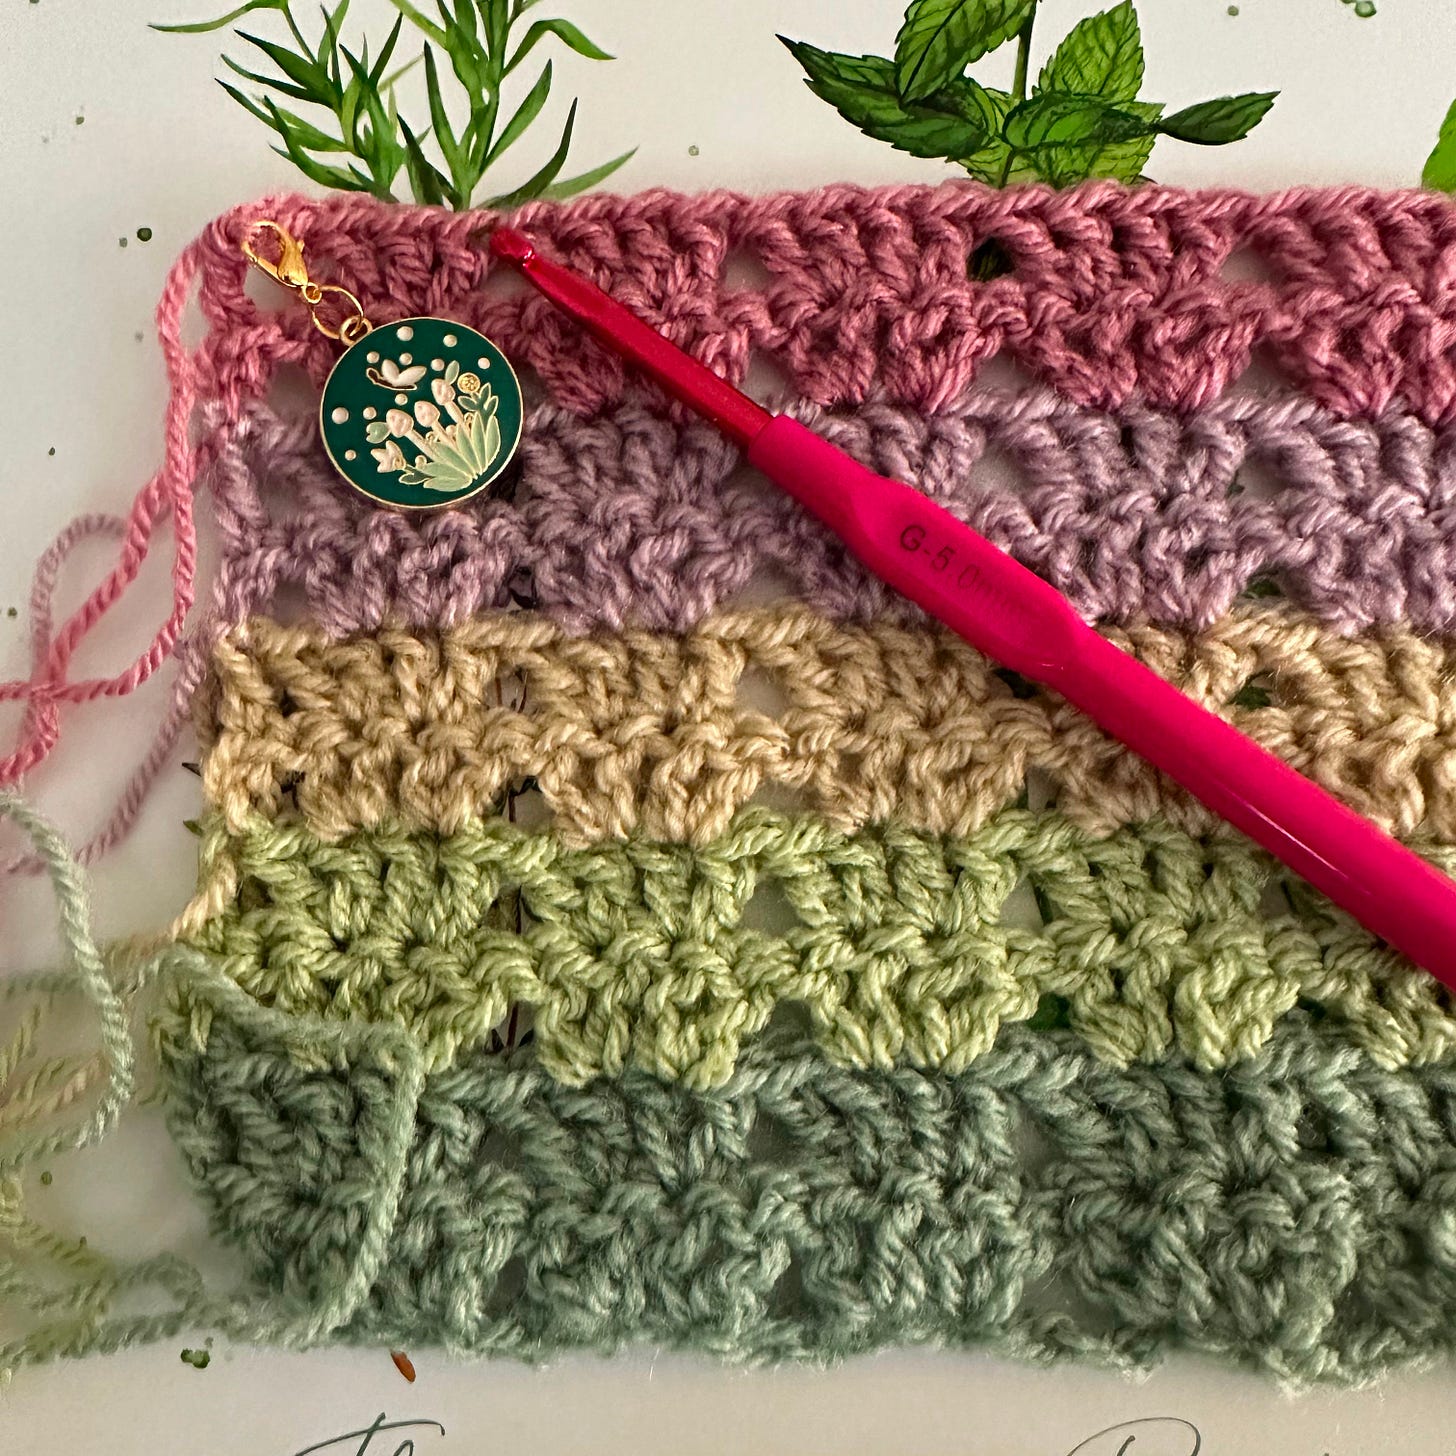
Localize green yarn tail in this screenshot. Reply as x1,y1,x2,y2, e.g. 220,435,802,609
0,793,198,1378
0,793,412,1380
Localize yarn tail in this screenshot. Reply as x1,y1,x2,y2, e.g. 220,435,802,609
0,793,425,1377
0,239,206,797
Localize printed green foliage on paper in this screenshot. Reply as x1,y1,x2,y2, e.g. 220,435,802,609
781,1,1276,188
894,0,1035,101
1424,99,1456,192
152,0,634,208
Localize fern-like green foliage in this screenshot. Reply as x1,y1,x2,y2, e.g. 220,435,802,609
153,0,635,208
781,1,1277,189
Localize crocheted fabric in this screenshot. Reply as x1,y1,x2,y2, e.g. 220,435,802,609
12,180,1456,1385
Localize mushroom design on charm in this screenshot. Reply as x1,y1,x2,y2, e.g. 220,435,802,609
362,363,503,496
321,318,523,509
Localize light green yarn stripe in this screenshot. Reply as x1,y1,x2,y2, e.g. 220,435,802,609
182,807,1456,1085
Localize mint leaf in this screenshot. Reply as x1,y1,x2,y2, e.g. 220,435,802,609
953,87,1039,185
1004,93,1155,154
1160,92,1277,144
1042,100,1162,186
956,77,1012,138
1002,93,1161,187
894,0,1035,104
1080,99,1160,182
1424,97,1456,191
781,38,991,160
1037,2,1144,103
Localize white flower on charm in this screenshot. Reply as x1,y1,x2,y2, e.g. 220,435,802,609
371,438,407,472
366,356,429,390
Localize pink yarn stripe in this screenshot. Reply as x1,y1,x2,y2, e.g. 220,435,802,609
186,184,1456,424
0,243,205,788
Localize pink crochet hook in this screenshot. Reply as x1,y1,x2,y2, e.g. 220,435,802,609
490,225,1456,990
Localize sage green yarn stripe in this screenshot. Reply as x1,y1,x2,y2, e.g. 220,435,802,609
160,966,1456,1385
184,806,1456,1085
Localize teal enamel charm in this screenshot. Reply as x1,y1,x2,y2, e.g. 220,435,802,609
319,317,524,511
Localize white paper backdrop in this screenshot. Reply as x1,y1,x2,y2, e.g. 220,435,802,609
3,1,1456,1449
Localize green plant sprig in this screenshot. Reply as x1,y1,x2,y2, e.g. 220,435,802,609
781,1,1277,190
153,0,635,209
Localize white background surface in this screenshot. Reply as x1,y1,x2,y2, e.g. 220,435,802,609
4,0,1456,1449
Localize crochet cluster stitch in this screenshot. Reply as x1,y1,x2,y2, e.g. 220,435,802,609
9,180,1456,1385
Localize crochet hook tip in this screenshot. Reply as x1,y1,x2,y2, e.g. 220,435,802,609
489,227,536,267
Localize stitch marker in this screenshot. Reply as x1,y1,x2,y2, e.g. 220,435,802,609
242,220,523,512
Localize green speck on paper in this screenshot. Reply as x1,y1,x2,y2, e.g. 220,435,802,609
74,115,84,126
118,237,128,248
134,330,144,342
6,608,17,619
137,226,153,243
1227,4,1239,12
180,1348,211,1369
47,447,55,456
687,144,700,156
39,1170,51,1185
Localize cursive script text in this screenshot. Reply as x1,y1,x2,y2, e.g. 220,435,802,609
293,1412,446,1456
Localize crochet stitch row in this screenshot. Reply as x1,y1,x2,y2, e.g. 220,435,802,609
200,602,1456,847
193,185,1456,420
209,393,1456,639
177,808,1454,1083
159,988,1456,1384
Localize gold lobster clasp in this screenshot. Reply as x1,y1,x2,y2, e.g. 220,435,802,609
242,220,321,301
241,219,372,344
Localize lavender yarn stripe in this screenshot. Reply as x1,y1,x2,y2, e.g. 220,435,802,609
206,391,1456,637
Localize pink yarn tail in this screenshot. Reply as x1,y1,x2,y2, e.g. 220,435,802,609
0,242,204,790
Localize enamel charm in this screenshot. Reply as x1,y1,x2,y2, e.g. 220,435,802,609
243,221,523,511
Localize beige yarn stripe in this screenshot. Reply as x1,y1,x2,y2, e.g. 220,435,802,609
199,602,1456,847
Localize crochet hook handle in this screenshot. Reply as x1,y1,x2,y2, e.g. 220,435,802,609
490,226,1456,989
753,418,1456,987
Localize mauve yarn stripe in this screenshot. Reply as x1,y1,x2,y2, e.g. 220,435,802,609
206,392,1456,636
